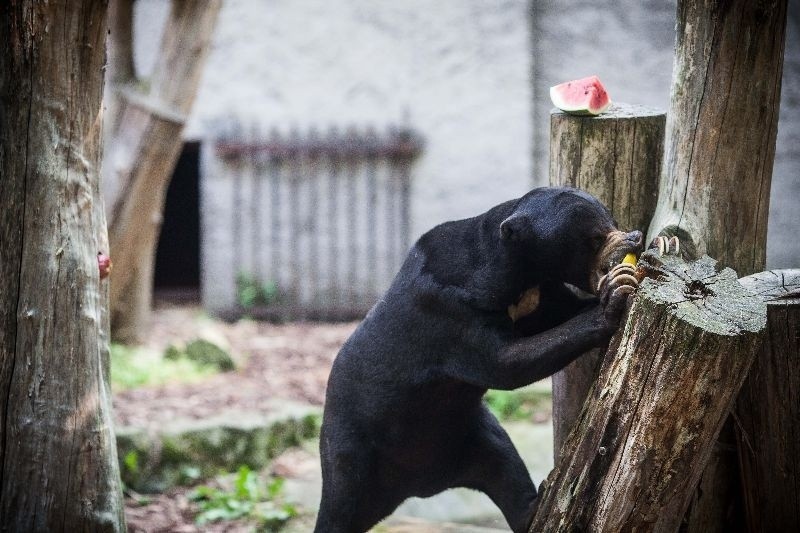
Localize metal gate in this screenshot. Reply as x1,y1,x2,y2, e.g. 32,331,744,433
202,124,423,320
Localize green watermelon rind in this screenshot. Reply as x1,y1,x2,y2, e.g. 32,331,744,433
549,84,612,116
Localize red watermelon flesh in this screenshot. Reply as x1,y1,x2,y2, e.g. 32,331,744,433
550,75,611,116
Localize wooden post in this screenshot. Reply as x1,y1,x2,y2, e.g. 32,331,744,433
647,2,788,529
0,1,125,529
549,103,665,460
104,0,222,343
528,253,766,533
648,0,787,274
736,270,800,532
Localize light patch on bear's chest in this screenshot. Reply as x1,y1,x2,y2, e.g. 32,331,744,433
508,286,540,322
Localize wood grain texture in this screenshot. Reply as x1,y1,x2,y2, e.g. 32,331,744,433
549,103,665,461
647,2,788,529
0,1,125,530
736,270,800,533
550,103,665,234
648,0,787,277
529,253,766,533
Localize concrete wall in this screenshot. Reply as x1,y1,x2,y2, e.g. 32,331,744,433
134,0,533,241
532,0,800,269
530,0,676,182
770,4,800,269
131,0,800,310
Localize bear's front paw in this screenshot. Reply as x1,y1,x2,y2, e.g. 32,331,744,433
597,262,638,330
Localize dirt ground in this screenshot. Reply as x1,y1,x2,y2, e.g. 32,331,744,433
114,303,357,429
119,302,357,531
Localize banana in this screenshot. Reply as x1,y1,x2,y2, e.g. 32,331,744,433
622,253,638,265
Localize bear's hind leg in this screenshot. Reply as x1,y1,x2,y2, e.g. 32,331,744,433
457,409,538,533
315,442,403,533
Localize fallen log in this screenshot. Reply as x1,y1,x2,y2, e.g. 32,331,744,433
528,252,766,532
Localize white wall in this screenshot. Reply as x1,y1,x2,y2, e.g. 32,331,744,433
133,0,800,277
134,0,533,240
531,0,800,269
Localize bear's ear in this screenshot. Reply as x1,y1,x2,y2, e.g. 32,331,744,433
500,214,530,241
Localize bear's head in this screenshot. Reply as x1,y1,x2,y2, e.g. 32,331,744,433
499,187,643,294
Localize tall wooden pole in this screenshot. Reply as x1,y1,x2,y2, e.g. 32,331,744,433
648,0,787,274
549,103,665,460
647,2,788,529
0,1,125,530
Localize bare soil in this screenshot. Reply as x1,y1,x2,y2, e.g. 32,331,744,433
113,303,357,429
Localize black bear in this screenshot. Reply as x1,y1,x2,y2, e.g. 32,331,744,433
315,187,643,532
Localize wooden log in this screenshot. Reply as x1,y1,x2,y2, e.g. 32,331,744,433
528,253,766,533
647,2,788,528
736,270,800,532
0,1,125,530
648,0,787,276
103,0,222,342
549,103,665,461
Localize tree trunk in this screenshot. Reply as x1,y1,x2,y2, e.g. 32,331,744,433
648,0,787,274
647,2,788,528
103,0,221,343
736,270,800,532
104,0,136,135
549,103,665,461
529,253,766,532
0,1,125,530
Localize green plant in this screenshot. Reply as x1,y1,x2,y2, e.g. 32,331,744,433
484,387,552,421
185,339,236,371
189,466,297,530
237,272,280,309
110,343,218,391
123,450,139,475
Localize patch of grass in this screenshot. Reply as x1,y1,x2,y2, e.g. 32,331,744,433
485,386,552,422
110,343,219,391
189,466,297,531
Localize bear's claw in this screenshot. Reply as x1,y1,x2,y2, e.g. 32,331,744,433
596,263,638,294
650,235,680,256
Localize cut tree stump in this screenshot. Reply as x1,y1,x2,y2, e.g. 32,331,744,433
549,103,665,461
528,252,766,533
736,269,800,532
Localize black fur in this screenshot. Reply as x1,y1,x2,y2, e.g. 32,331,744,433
315,187,643,532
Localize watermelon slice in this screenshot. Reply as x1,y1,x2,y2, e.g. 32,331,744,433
549,75,612,116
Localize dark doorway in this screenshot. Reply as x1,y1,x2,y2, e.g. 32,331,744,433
154,141,201,298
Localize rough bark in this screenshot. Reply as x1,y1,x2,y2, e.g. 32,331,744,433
103,0,221,343
647,2,788,529
736,270,800,532
529,253,766,533
648,0,787,275
549,103,665,461
0,1,125,530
